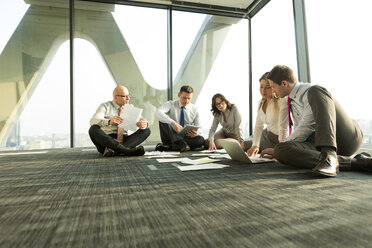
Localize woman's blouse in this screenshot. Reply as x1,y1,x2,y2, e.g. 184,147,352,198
208,105,244,142
252,98,288,147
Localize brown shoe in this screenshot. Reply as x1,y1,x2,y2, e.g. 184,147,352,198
312,152,339,177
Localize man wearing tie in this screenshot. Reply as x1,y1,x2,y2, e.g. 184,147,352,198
155,85,205,152
89,85,150,157
261,65,372,176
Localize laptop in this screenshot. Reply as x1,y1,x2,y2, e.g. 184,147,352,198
218,139,274,164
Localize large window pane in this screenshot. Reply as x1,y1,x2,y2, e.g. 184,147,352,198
305,0,372,151
173,12,250,139
0,0,70,150
74,3,168,146
251,0,297,134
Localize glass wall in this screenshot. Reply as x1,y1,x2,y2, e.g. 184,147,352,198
305,0,372,150
173,11,250,139
0,0,311,150
0,0,70,150
251,0,297,135
74,3,168,146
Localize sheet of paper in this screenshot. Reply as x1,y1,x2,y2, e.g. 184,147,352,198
191,153,211,156
145,151,180,156
156,158,190,163
208,154,230,159
181,157,221,165
118,104,143,131
176,163,229,171
200,149,226,154
146,154,177,159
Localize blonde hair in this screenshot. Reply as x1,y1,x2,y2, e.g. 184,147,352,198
258,72,279,113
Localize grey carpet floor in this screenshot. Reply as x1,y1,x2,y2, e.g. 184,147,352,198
1,148,372,247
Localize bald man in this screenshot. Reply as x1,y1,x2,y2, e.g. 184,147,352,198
89,86,150,157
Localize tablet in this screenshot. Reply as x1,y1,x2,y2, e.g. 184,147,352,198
178,125,199,135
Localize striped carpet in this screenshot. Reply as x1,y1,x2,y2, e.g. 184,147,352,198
1,148,372,247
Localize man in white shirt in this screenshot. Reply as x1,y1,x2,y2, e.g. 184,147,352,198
261,65,372,176
89,86,150,157
155,85,205,152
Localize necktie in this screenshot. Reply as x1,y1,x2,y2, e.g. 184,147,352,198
287,97,293,135
117,107,123,143
180,106,185,127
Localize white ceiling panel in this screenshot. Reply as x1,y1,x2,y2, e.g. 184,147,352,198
124,0,256,10
177,0,255,9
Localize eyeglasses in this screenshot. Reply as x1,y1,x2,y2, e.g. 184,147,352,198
116,94,130,98
215,100,225,107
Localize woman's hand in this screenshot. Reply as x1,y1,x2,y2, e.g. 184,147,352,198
246,146,259,157
209,140,217,151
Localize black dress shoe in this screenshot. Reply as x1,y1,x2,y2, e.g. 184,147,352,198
312,152,339,177
103,147,117,157
172,140,190,152
117,144,145,156
192,145,205,152
155,143,171,152
351,152,372,171
124,146,145,156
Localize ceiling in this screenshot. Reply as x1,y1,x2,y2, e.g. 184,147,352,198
101,0,268,17
133,0,256,9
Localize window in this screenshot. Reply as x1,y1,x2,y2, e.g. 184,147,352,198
0,0,69,150
251,0,297,134
74,3,168,145
172,11,250,139
306,0,372,149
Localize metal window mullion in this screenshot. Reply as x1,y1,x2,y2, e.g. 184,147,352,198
167,7,173,100
248,18,253,136
292,0,311,82
69,0,75,147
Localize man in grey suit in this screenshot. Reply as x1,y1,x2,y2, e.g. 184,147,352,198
261,65,372,177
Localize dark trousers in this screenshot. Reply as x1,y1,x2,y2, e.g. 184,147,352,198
159,122,205,150
89,125,151,154
274,85,363,169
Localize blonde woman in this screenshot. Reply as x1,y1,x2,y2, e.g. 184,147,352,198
243,72,288,156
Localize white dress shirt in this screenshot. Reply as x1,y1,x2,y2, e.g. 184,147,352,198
90,101,134,135
208,105,244,142
156,99,201,128
252,98,288,147
286,82,315,142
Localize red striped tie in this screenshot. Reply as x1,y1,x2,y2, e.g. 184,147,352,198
117,107,123,143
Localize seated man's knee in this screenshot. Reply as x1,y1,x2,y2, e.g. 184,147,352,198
142,128,151,137
195,136,205,147
89,125,100,135
274,142,293,164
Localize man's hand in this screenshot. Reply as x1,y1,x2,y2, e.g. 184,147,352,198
246,146,259,157
110,116,123,125
260,148,275,159
136,120,148,129
171,121,183,133
187,129,197,138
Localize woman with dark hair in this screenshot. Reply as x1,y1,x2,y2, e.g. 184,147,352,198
242,72,288,156
207,94,244,151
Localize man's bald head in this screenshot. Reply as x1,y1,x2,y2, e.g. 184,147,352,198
113,85,130,106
